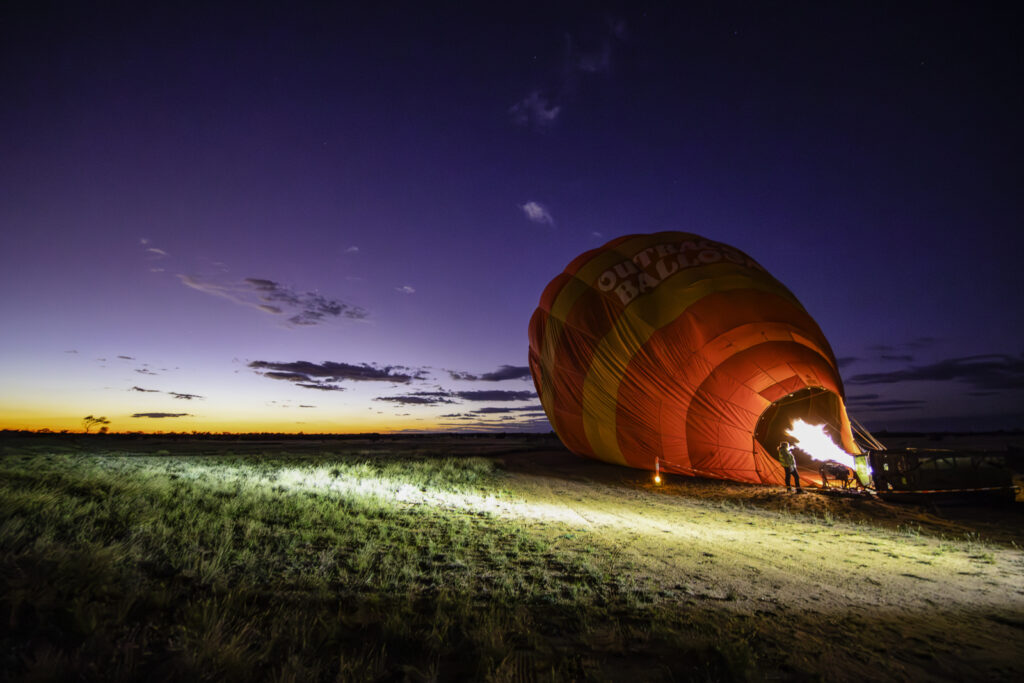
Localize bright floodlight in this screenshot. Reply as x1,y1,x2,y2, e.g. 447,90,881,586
785,419,856,469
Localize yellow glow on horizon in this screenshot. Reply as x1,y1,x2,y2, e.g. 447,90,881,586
0,403,448,434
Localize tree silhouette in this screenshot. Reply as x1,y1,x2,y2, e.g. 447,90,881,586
82,415,111,433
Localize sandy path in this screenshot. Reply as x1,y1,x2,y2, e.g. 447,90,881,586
499,450,1024,681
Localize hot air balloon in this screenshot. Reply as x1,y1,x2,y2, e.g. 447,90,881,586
528,232,869,487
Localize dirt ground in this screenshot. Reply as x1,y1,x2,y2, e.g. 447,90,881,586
495,441,1024,681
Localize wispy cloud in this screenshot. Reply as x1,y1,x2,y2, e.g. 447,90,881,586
128,386,203,400
847,354,1024,392
374,389,537,408
447,365,531,382
468,404,545,415
296,383,346,391
168,392,204,400
509,18,625,130
845,392,927,412
436,404,552,432
178,275,367,326
844,399,926,412
395,285,416,295
250,359,426,391
520,201,554,225
573,40,611,74
146,247,169,258
455,390,536,402
376,393,457,406
845,393,880,402
131,412,191,418
244,278,367,325
509,90,561,127
345,246,360,253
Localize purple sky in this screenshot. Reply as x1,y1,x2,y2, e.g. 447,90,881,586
2,2,1022,433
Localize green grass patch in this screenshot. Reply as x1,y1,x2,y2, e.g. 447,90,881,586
0,446,744,681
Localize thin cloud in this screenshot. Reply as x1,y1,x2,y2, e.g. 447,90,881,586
346,246,359,253
509,91,561,127
574,40,611,73
469,404,545,414
244,277,367,325
146,247,169,258
375,389,538,407
376,395,457,406
129,386,204,400
117,355,135,360
375,390,457,406
448,365,531,382
263,371,311,382
296,383,345,391
509,19,624,130
395,285,416,295
131,412,191,418
455,390,537,402
520,201,554,225
846,398,927,411
847,354,1024,392
436,413,552,432
250,359,426,391
178,275,367,326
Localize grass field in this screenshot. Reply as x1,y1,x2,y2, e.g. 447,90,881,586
2,434,1023,681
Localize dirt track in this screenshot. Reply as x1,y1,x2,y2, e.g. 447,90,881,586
498,449,1024,681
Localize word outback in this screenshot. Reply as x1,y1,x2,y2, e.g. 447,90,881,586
597,239,765,305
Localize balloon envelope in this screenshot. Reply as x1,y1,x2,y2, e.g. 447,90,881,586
528,232,860,486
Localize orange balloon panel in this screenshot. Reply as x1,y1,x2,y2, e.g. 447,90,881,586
528,232,857,485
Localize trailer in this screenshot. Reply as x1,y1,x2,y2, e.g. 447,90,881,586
867,448,1018,504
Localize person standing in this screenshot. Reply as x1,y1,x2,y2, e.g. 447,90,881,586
778,441,804,493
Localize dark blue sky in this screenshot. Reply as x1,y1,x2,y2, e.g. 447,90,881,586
2,1,1021,433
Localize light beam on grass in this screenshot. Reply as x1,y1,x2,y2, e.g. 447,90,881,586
271,467,753,543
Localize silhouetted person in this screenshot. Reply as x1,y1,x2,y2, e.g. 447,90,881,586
778,441,803,493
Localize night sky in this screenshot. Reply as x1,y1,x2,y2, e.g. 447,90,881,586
2,1,1021,434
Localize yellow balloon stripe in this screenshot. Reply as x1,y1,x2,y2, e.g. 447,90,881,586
581,271,802,465
537,234,671,434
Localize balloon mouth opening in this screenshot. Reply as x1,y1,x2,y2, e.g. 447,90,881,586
754,387,849,470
